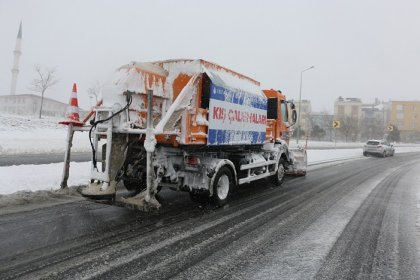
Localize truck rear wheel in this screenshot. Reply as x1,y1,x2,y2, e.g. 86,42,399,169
271,159,285,186
212,166,233,206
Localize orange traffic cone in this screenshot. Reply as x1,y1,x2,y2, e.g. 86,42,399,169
59,83,84,127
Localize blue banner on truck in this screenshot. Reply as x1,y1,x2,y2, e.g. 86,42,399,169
207,83,267,145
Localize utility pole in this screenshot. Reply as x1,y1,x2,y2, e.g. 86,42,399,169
296,66,314,144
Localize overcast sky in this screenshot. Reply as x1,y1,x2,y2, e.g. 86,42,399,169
1,0,419,112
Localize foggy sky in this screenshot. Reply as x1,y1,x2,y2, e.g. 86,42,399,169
1,0,420,112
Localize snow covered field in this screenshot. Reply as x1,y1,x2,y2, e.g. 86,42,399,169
1,113,420,195
0,114,91,155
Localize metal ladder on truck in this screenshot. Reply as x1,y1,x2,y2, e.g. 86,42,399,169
89,107,116,191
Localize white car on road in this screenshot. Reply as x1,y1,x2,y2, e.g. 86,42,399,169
363,140,395,157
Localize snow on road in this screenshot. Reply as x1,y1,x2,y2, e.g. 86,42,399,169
1,113,420,195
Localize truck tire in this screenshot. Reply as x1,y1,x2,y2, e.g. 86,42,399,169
271,159,285,186
212,166,233,206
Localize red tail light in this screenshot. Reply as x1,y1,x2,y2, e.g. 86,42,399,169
185,156,201,166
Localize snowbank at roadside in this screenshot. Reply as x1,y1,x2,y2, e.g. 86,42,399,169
0,113,91,155
0,162,90,195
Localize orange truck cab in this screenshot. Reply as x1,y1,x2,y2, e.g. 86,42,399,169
263,89,297,145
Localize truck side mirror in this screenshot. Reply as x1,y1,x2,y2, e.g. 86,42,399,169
287,101,297,126
290,102,296,110
291,110,297,125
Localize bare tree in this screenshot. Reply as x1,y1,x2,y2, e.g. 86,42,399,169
309,111,334,141
87,81,103,105
29,65,58,118
338,116,360,142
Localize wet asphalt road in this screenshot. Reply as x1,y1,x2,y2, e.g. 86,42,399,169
0,153,419,279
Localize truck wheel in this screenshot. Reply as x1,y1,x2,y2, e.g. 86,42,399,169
363,152,368,157
272,159,285,186
212,166,233,206
382,151,386,158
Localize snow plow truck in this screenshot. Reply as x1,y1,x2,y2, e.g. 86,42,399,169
75,59,306,210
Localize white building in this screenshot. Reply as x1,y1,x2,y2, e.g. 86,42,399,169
0,94,68,118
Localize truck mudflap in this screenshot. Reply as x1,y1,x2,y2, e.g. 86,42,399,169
286,148,307,176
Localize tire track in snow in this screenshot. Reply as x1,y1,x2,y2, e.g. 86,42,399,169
171,162,410,280
315,160,420,280
65,158,399,279
1,154,419,279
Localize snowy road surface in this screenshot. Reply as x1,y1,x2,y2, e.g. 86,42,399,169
1,152,420,279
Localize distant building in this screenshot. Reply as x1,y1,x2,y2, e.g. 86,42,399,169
291,99,312,132
361,101,389,127
389,101,420,142
334,97,365,142
0,94,68,118
334,97,363,122
359,100,390,140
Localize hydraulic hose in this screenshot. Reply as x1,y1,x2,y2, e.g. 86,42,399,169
89,94,133,170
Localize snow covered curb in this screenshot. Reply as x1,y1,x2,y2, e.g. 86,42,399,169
0,162,91,195
0,187,83,215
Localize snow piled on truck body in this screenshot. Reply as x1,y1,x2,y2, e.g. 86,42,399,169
100,59,267,145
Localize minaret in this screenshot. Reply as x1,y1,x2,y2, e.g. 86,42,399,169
10,21,22,95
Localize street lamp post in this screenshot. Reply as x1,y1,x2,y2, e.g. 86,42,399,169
297,66,314,145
